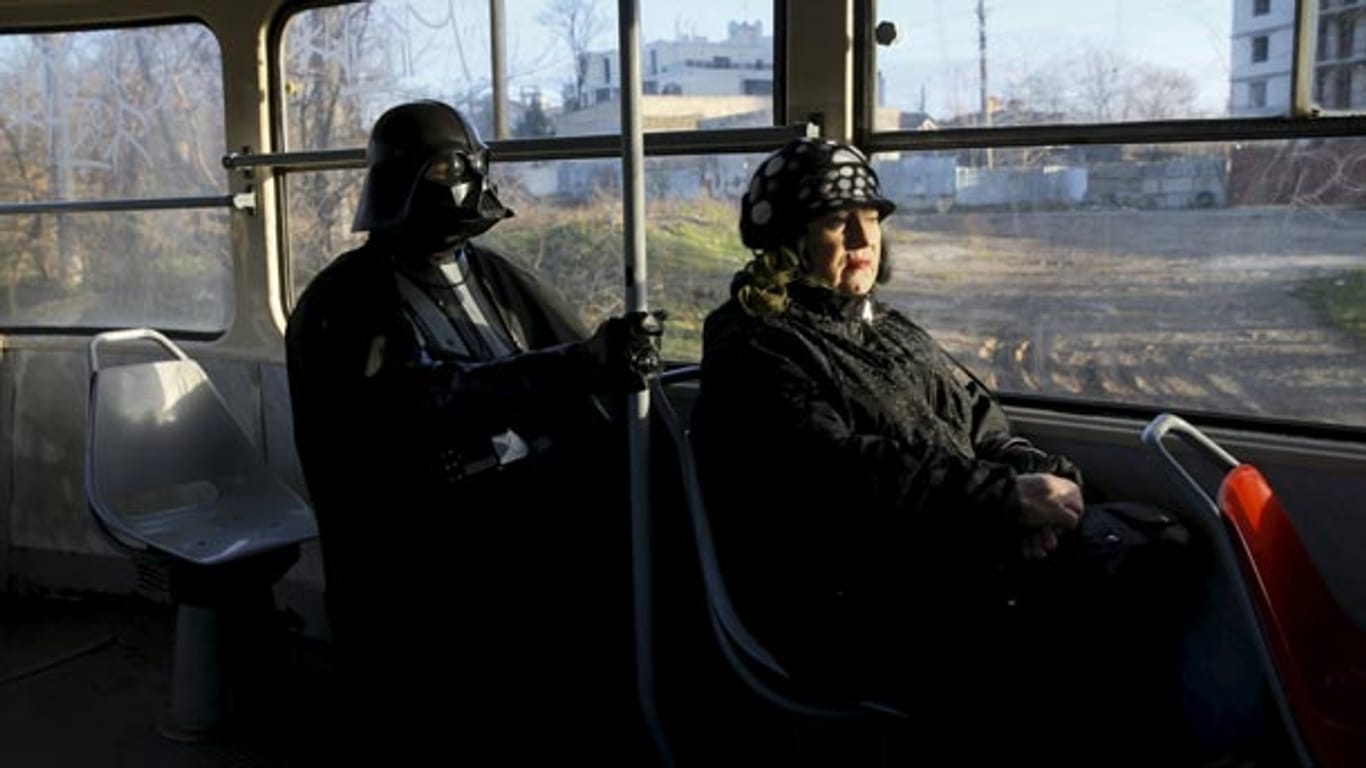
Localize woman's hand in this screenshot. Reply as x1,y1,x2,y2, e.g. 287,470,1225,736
1015,473,1084,559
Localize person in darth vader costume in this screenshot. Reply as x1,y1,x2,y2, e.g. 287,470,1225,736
286,100,662,754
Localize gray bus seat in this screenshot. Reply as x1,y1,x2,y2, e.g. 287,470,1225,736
85,327,318,740
651,371,906,721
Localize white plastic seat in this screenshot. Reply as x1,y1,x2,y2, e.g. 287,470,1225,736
85,328,319,739
87,328,317,565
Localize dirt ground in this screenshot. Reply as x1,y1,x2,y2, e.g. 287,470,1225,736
880,207,1366,428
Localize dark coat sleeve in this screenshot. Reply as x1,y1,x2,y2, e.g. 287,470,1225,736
955,356,1085,487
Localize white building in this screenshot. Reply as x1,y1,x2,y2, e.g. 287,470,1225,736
1231,0,1366,115
1230,0,1296,116
572,20,772,110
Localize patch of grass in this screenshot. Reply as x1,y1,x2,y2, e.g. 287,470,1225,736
1294,269,1366,344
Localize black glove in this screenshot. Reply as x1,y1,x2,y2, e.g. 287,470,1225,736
997,438,1084,488
583,310,666,394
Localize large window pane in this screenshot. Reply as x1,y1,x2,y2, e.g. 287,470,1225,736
287,168,367,296
281,0,774,148
873,139,1366,427
286,152,763,361
0,24,229,331
482,153,762,360
875,0,1234,129
0,210,231,331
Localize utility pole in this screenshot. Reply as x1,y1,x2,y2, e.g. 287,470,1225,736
977,0,993,167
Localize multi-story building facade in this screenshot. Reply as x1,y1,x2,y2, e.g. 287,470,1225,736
1231,0,1366,114
1230,0,1297,115
573,20,772,110
1314,0,1366,109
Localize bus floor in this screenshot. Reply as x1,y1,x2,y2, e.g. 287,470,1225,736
0,590,343,768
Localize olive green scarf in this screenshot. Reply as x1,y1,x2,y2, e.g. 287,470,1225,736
735,246,835,317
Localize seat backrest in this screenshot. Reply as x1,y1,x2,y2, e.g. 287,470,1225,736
1143,413,1366,768
1219,465,1366,768
651,375,903,720
87,328,318,566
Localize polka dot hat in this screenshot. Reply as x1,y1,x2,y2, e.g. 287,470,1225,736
739,137,896,251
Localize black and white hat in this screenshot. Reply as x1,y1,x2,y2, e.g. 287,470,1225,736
739,137,896,251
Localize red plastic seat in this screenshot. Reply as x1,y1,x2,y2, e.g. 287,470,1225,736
1218,465,1366,768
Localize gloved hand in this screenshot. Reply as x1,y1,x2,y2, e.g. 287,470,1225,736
583,310,666,394
995,438,1084,487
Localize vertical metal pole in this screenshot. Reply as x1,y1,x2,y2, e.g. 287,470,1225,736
977,0,993,167
617,0,669,762
490,0,508,139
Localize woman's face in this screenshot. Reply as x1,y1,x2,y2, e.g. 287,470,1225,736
803,205,882,296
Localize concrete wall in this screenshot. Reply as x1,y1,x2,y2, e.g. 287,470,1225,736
1085,157,1227,209
876,154,957,211
955,166,1088,208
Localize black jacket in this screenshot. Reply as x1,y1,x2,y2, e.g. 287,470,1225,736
692,279,1080,691
286,239,615,646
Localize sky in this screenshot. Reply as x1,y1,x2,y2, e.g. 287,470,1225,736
291,0,1237,121
876,0,1234,118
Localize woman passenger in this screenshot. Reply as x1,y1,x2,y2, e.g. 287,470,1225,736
691,137,1204,764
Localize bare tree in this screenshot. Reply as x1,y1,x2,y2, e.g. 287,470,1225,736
538,0,607,111
1073,47,1127,122
283,2,389,290
1124,65,1198,121
1001,62,1068,119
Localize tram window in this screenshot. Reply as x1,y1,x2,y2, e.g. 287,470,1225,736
280,1,774,147
286,169,366,297
0,24,229,332
875,0,1236,127
286,153,762,363
481,153,765,361
871,138,1366,428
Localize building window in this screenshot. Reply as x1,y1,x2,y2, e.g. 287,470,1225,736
742,79,773,96
602,56,611,83
1252,35,1269,63
1250,79,1268,108
1254,0,1271,15
650,48,658,75
1339,20,1356,59
1335,69,1352,107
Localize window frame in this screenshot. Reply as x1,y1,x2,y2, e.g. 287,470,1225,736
265,0,790,314
0,17,236,338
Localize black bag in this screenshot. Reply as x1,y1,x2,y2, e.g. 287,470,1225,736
1006,503,1207,764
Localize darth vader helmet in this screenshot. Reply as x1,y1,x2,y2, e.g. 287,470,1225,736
352,100,512,244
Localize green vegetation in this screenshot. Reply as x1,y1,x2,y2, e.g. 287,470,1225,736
1295,269,1366,345
482,195,748,361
